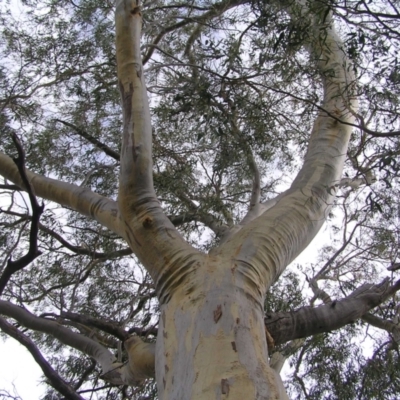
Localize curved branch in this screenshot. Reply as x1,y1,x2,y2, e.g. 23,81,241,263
257,81,400,138
56,310,129,341
0,300,154,385
39,223,132,259
0,300,116,370
142,0,246,64
115,1,202,293
0,135,44,296
216,0,359,291
0,317,84,400
0,152,124,237
362,313,400,342
265,278,400,346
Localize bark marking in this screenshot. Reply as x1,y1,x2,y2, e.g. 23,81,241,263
130,6,141,15
142,217,153,228
161,311,166,326
231,341,237,352
213,305,222,323
132,142,138,162
89,197,104,218
221,378,230,395
124,222,141,247
265,326,275,350
119,80,138,162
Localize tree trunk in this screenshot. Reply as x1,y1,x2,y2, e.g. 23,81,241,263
155,256,288,400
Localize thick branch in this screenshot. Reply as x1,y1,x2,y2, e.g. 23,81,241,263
0,184,21,190
0,317,84,400
115,0,202,292
0,152,124,237
265,278,400,346
216,0,359,291
0,300,116,369
362,313,400,342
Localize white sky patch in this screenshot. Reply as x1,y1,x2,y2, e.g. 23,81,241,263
0,338,45,399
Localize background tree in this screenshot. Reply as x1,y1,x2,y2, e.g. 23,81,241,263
0,0,400,398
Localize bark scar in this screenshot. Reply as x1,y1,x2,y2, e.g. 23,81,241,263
231,341,237,352
142,217,153,228
130,6,141,15
221,378,229,394
213,305,222,323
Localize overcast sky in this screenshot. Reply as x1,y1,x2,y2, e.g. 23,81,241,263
0,339,44,398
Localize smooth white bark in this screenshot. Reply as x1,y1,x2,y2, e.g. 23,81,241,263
215,1,358,291
0,152,123,237
115,0,201,285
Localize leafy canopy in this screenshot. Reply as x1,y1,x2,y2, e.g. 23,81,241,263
0,0,400,398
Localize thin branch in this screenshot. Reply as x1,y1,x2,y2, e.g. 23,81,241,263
73,360,97,390
0,317,85,400
249,81,400,138
0,184,22,191
0,134,44,296
142,0,245,64
39,223,132,259
54,119,120,161
56,311,129,341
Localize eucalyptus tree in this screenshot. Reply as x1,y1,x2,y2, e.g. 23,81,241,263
0,0,400,399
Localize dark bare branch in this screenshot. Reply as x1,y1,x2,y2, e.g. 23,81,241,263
0,134,44,296
39,223,132,259
55,119,120,161
0,184,22,191
0,317,85,400
142,0,246,65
